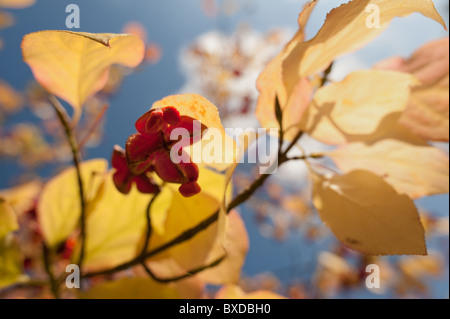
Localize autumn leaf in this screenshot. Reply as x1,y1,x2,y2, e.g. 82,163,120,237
197,210,249,285
0,198,18,239
375,37,449,142
302,70,418,145
77,172,154,270
282,0,446,95
149,169,229,272
256,1,316,139
329,139,449,199
0,80,23,113
0,235,27,289
312,170,427,256
0,181,41,216
216,285,286,299
0,0,35,9
37,159,108,248
22,31,145,118
146,167,238,282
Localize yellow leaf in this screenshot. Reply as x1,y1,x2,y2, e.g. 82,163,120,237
0,234,27,289
375,37,449,142
0,198,18,238
79,172,152,270
256,1,316,139
0,180,41,216
22,31,145,116
197,210,249,284
0,80,23,113
216,285,286,299
80,277,181,299
312,170,427,255
149,167,230,271
303,70,418,145
151,192,220,269
282,0,446,94
398,252,442,278
37,159,108,248
152,94,236,171
0,0,35,8
330,140,449,199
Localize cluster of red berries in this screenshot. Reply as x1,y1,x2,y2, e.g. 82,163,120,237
112,106,202,197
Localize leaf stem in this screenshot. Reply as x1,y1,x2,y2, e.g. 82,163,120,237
48,95,87,274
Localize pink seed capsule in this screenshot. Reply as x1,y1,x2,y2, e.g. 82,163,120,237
179,181,201,197
152,150,186,184
145,109,164,133
178,161,199,181
162,106,181,126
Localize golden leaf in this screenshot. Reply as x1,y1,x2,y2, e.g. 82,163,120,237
22,31,145,117
0,180,41,216
282,0,446,95
0,198,18,239
375,37,449,142
37,159,108,248
303,70,418,145
312,170,427,255
330,139,449,199
216,285,286,299
256,1,316,139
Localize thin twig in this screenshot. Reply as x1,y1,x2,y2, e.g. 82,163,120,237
320,62,334,86
48,95,87,273
140,192,160,257
141,255,226,284
42,243,60,299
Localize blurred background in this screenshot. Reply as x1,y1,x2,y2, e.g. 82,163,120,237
0,0,449,298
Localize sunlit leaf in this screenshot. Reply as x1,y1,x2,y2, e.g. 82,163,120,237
80,277,181,299
330,139,449,199
0,234,27,289
0,180,41,216
22,31,145,117
79,172,153,270
375,37,449,142
149,167,231,271
282,0,446,95
197,210,249,284
256,1,316,139
0,198,18,238
37,159,108,248
216,285,286,299
302,70,418,145
312,170,427,255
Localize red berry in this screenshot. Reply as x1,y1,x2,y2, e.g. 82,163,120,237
162,106,181,126
179,181,201,197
